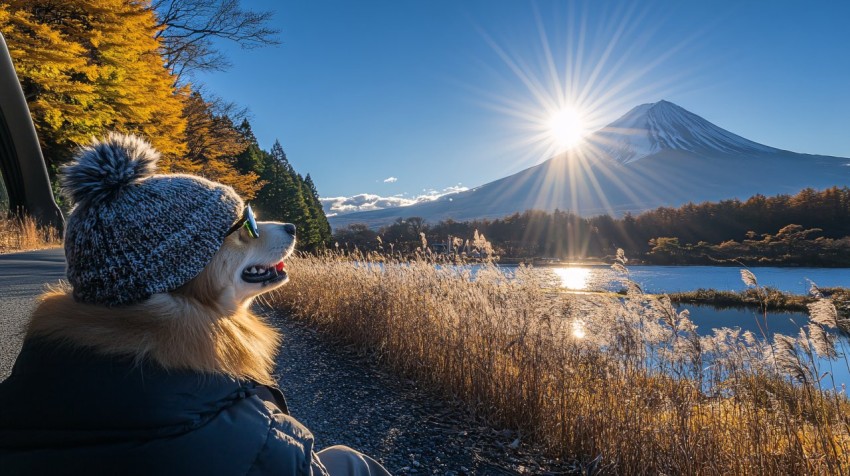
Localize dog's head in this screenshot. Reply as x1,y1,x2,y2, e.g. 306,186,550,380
38,134,301,385
177,219,297,310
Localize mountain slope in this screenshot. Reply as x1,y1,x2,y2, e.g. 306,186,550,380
330,101,850,228
593,100,777,164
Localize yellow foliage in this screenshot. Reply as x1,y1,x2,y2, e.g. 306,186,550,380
0,1,264,203
176,92,265,199
0,0,185,163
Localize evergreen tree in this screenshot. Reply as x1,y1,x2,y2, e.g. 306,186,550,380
304,174,332,245
294,173,321,248
265,141,311,239
253,140,331,250
233,119,266,179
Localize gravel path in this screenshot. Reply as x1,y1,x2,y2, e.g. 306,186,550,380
266,310,571,476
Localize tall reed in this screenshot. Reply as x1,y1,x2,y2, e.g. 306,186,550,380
0,215,61,253
269,249,849,474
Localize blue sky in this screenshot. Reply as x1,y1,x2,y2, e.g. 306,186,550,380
196,1,850,208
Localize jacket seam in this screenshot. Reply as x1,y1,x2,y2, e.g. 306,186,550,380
243,413,275,476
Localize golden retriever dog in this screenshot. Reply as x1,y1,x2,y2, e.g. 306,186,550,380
26,220,295,386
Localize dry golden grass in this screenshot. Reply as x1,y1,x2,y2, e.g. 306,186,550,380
269,249,850,475
0,215,62,253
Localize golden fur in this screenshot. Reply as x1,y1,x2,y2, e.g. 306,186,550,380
26,223,295,386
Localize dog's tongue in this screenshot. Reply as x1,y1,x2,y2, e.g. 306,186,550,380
275,261,285,272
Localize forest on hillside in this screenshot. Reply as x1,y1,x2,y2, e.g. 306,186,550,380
0,0,330,249
333,187,850,266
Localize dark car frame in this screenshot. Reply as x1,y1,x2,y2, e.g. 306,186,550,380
0,31,64,232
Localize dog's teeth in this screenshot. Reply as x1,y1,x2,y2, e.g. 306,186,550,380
250,267,258,274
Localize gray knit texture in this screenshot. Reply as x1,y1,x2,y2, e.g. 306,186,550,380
61,133,243,306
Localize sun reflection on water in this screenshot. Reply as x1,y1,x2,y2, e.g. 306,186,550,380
553,267,591,290
571,319,586,339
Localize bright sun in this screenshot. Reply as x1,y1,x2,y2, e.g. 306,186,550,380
548,107,586,150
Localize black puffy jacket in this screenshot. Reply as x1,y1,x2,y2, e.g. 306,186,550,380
0,338,329,476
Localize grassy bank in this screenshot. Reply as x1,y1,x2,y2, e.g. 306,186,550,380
269,251,850,474
669,287,850,316
0,215,61,253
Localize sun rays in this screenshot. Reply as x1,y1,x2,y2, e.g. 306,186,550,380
459,1,705,257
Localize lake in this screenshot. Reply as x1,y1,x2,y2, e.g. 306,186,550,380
521,264,850,294
509,264,850,389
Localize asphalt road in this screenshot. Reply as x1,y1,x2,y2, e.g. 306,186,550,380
0,247,66,380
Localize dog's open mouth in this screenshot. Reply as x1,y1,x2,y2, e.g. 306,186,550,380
241,260,287,285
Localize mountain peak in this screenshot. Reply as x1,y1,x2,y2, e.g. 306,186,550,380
586,100,776,164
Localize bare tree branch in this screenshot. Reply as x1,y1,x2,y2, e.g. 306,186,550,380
150,0,279,82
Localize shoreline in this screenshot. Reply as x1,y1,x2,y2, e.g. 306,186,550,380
667,287,848,315
558,286,849,316
496,259,850,269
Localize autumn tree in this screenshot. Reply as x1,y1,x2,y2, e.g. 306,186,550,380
178,92,264,199
0,0,186,170
333,224,378,250
1,0,335,246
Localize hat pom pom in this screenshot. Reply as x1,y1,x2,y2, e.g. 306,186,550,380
61,132,159,206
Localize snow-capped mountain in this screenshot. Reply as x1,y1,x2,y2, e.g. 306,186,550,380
592,100,776,164
330,100,850,228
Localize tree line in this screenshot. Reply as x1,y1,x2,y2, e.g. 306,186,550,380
333,187,850,265
0,0,330,249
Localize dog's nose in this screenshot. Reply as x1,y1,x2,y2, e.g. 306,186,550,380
283,224,296,236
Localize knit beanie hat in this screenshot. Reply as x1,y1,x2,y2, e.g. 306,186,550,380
61,133,244,306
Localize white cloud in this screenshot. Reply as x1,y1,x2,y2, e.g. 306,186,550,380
383,176,398,183
321,185,468,216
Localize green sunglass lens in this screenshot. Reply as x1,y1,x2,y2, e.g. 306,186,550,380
244,205,259,238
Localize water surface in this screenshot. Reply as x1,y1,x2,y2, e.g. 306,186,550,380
517,264,850,294
522,264,850,388
681,304,850,390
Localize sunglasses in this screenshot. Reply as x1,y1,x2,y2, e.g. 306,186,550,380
226,205,260,238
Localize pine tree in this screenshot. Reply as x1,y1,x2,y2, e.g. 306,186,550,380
269,141,308,222
294,173,321,248
259,140,330,249
304,174,332,246
254,141,298,223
